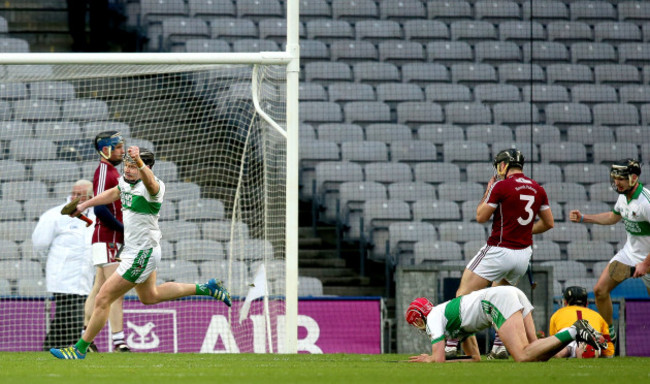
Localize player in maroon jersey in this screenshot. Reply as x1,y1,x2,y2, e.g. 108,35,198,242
84,131,129,352
445,149,555,359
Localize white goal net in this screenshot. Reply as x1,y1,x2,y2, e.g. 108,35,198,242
0,62,291,353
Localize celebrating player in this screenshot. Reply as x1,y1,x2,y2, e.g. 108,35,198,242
50,146,232,360
446,149,555,359
549,286,614,358
569,159,650,342
86,130,128,351
406,286,606,363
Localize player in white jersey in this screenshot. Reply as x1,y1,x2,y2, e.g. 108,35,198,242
569,159,650,341
405,286,607,363
50,146,232,360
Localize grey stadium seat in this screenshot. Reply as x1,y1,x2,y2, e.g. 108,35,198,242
593,142,639,164
0,200,23,221
237,0,282,20
450,63,497,85
547,21,593,43
341,141,388,164
544,103,592,126
298,276,323,297
450,20,497,42
159,221,201,242
0,160,26,181
188,0,235,19
498,63,545,85
202,220,249,242
83,121,130,140
595,65,640,85
460,200,480,222
515,125,561,144
210,18,257,41
305,20,353,42
397,102,444,126
619,43,650,66
175,239,224,262
403,20,449,43
540,260,588,282
0,121,32,141
402,63,449,83
298,0,331,20
343,102,391,124
316,123,364,143
493,102,539,125
62,99,108,121
531,240,562,262
315,161,364,202
439,222,486,244
260,19,305,42
32,161,80,183
427,1,472,21
540,142,587,163
543,224,589,244
564,163,609,184
376,83,424,103
297,82,327,102
232,39,280,53
413,162,461,184
499,21,545,43
158,201,177,221
591,224,626,245
390,140,437,163
331,0,378,22
10,139,57,161
619,2,650,24
522,0,569,22
616,126,644,144
443,141,490,163
438,182,484,203
34,121,81,142
0,222,36,242
414,241,463,264
566,125,614,146
571,42,617,65
563,201,611,224
464,240,486,260
164,182,201,202
363,199,411,258
388,221,437,260
378,41,425,64
297,40,328,62
178,198,225,222
466,125,513,144
0,37,29,53
593,104,639,126
328,83,374,103
0,82,27,100
523,42,569,64
330,40,377,62
140,0,187,25
474,84,520,104
300,101,342,123
161,17,209,49
13,99,60,121
543,182,588,203
412,200,461,223
619,86,650,105
184,39,230,52
589,182,618,203
427,42,473,65
364,162,412,184
474,0,521,22
418,124,465,145
300,141,340,198
339,181,387,239
465,162,495,183
353,62,400,84
546,64,593,86
525,163,563,184
595,22,641,43
522,85,569,105
571,85,617,105
570,1,616,23
444,103,491,125
158,260,199,284
380,0,425,21
365,124,412,143
355,20,402,43
425,84,471,103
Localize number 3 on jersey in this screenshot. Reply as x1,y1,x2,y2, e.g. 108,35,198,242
517,194,535,225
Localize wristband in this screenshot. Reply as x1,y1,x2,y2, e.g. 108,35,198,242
579,215,584,223
138,164,146,170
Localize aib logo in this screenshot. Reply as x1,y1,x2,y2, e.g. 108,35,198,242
126,321,160,349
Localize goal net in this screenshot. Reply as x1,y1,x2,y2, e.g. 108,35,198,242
0,61,292,353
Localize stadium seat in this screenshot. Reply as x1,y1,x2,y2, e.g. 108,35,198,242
543,182,588,203
418,124,465,145
378,41,426,65
412,200,460,224
341,141,388,164
305,19,353,42
83,121,130,140
439,222,486,244
593,142,639,164
331,0,378,22
567,241,614,262
427,1,472,22
298,276,324,297
376,84,424,104
450,63,497,85
197,260,248,295
522,0,569,22
525,163,563,184
589,182,618,203
158,200,177,221
593,104,639,126
540,142,587,164
475,0,521,22
62,99,108,121
295,83,326,102
260,19,305,43
564,163,609,184
402,63,449,84
328,83,373,103
619,43,650,66
450,20,497,43
571,85,617,105
300,101,343,123
460,200,480,222
330,40,378,62
315,161,364,208
546,64,593,85
618,2,650,24
466,125,513,143
364,162,413,184
474,84,520,104
236,0,282,21
413,162,461,185
397,102,444,126
344,102,391,124
158,260,199,284
523,42,570,65
493,102,539,125
0,278,11,295
522,85,569,105
515,125,561,144
232,39,280,53
465,162,494,183
355,20,402,44
0,37,29,53
352,62,400,84
443,141,490,163
0,82,27,100
491,142,540,163
388,221,437,263
140,0,187,25
543,224,589,244
13,99,60,121
403,20,448,43
162,182,201,202
2,181,48,201
188,0,235,19
531,240,562,262
570,1,616,23
0,260,43,280
426,42,473,65
363,199,411,259
17,278,47,296
339,181,387,239
316,124,363,144
202,220,249,242
463,240,485,260
499,21,544,43
544,103,592,126
298,0,331,20
390,140,437,163
365,124,412,143
23,198,59,221
161,17,210,50
32,161,80,183
540,260,588,282
178,198,225,222
299,141,340,199
414,240,463,265
547,21,593,43
444,103,492,125
498,63,545,86
388,182,435,203
591,224,626,245
619,85,650,105
594,65,640,85
0,160,26,182
175,239,224,262
0,201,23,221
595,22,641,43
425,84,471,103
567,125,614,146
438,182,484,203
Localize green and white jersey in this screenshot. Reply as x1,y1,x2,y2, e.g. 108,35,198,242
118,176,165,250
424,286,532,345
613,184,650,259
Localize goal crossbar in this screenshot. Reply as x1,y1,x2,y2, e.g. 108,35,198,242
0,52,294,65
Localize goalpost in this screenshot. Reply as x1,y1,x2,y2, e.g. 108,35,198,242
0,2,299,354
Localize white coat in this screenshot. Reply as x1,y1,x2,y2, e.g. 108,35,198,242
32,198,95,295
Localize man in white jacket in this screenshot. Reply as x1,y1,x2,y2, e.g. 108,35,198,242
33,180,96,350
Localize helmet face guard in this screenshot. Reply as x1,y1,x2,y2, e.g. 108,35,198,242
95,131,124,161
610,159,641,194
493,149,525,179
563,286,588,306
405,297,434,330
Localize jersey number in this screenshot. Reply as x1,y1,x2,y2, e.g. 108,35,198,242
517,195,535,226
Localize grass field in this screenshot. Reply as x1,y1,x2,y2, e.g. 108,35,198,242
1,353,649,384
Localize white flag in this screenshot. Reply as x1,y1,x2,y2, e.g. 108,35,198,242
238,263,268,323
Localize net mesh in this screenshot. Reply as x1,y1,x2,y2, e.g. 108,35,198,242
0,63,288,353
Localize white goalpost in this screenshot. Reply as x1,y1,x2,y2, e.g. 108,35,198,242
0,1,299,354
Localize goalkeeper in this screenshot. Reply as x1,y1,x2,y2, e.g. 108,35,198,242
50,146,232,360
406,286,607,363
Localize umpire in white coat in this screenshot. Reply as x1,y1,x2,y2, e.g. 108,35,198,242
33,180,96,350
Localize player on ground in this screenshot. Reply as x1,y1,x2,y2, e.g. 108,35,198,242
50,146,232,360
406,286,606,363
549,286,614,358
446,149,555,359
86,130,128,351
569,159,650,342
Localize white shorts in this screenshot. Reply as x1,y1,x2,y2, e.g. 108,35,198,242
92,242,122,266
482,286,534,329
610,248,650,289
116,246,161,284
466,245,532,285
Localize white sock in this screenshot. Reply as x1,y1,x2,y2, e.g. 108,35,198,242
112,331,125,346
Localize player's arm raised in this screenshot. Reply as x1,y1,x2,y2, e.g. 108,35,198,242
128,146,160,196
476,176,498,223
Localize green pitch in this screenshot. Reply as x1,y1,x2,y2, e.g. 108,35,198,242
1,353,648,384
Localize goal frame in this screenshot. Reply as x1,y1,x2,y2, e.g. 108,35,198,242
0,0,300,354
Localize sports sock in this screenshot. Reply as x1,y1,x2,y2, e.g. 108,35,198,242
75,339,91,354
608,324,617,339
555,328,577,344
492,335,504,349
445,339,459,349
112,331,125,347
196,283,211,296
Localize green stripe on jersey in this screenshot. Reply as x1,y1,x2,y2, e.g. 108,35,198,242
481,300,507,329
444,297,462,337
123,194,161,215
